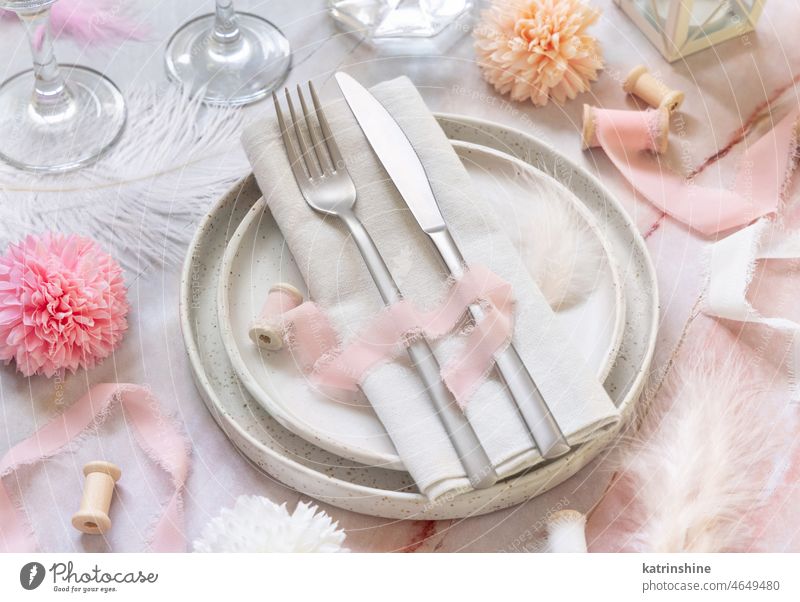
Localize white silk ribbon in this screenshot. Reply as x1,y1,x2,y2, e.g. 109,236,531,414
705,218,800,397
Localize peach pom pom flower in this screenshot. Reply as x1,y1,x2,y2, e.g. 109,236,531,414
0,233,129,377
474,0,603,107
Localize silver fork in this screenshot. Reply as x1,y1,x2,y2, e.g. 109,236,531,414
273,82,497,489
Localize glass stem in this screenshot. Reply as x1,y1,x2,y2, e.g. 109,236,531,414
19,6,72,117
212,0,241,45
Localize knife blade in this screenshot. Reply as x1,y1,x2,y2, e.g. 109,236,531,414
335,72,570,459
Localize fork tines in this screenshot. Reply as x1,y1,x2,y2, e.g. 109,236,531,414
273,82,344,181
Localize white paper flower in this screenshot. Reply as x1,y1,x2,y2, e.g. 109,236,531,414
193,496,348,553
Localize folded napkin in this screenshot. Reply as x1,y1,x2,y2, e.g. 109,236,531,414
242,76,619,499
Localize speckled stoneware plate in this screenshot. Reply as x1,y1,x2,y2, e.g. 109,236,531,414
179,114,658,520
217,140,627,469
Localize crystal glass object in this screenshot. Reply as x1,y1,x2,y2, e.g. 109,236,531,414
165,1,291,106
0,0,126,173
329,0,473,39
616,0,766,62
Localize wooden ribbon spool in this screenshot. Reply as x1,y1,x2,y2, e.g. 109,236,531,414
623,65,685,113
249,283,304,351
581,104,670,154
71,461,121,535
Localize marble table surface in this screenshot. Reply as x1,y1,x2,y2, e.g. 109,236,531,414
1,0,799,552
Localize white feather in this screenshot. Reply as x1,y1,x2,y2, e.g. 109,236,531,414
0,85,249,278
615,350,783,552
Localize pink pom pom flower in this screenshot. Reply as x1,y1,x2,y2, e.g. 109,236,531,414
0,233,129,377
474,0,604,107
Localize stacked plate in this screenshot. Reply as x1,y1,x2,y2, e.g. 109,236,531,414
179,114,658,520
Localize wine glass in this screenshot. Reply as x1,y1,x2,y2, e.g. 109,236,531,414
165,1,291,106
0,0,126,173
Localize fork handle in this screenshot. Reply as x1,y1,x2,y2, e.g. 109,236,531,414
340,210,497,489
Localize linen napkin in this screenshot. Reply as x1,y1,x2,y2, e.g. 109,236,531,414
242,76,620,499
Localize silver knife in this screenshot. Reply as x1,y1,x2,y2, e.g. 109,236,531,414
335,72,570,460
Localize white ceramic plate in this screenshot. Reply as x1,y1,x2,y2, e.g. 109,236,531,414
179,113,659,519
217,140,626,469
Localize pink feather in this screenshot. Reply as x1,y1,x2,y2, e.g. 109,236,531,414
1,0,147,46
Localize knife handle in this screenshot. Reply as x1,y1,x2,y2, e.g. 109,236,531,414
340,210,497,489
428,230,570,459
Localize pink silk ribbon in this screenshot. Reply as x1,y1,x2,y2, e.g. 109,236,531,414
270,264,515,407
0,383,190,552
593,107,800,236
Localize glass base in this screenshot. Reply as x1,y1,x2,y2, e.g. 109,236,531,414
164,12,291,107
0,65,126,173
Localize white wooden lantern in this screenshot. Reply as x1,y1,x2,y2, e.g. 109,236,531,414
615,0,766,62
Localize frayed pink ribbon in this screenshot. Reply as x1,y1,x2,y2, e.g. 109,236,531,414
592,108,800,235
273,264,515,406
0,383,189,552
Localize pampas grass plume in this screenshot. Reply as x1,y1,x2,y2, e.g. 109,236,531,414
614,351,781,552
515,198,601,310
